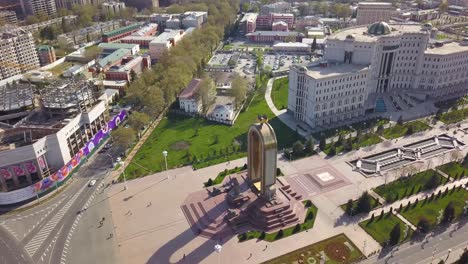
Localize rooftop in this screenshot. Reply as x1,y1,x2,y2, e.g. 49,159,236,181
358,2,393,6
150,30,183,44
102,23,142,38
240,13,258,23
98,42,138,51
132,23,158,36
273,42,309,48
328,23,426,42
179,78,201,99
97,48,131,68
0,83,34,112
300,63,369,79
246,31,304,37
425,42,468,55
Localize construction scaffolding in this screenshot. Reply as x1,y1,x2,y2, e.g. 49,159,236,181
0,82,34,112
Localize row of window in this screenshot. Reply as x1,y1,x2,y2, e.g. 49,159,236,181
314,96,364,111
316,74,367,87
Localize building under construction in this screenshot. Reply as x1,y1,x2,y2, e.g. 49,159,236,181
0,78,109,192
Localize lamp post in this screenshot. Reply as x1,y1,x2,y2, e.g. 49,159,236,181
162,150,169,180
119,161,128,190
214,243,222,264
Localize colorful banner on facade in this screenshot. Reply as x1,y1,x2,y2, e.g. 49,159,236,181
33,110,127,193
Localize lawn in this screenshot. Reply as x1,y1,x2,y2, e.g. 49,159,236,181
437,162,468,179
360,213,413,246
439,108,468,124
271,77,289,110
323,133,382,155
340,196,381,216
263,234,364,264
401,188,468,229
239,201,317,242
374,170,444,202
382,120,430,139
123,87,302,179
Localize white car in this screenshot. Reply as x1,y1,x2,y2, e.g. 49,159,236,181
88,179,97,187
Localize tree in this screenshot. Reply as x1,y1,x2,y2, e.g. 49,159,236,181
406,124,414,135
424,173,441,190
231,75,248,108
39,26,59,41
389,223,401,245
293,223,301,233
84,46,102,61
276,229,284,239
417,217,431,233
458,250,468,264
292,140,304,157
345,199,354,216
197,77,216,113
376,124,384,135
128,111,150,134
130,70,137,82
357,191,372,214
206,178,213,187
442,202,456,223
329,145,336,156
397,116,404,125
312,36,317,51
319,136,326,150
439,0,448,13
305,137,316,154
111,127,136,150
241,2,250,12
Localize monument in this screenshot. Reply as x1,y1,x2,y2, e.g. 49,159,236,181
181,117,306,238
247,115,277,201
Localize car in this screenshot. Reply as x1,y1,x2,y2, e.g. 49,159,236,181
116,157,122,163
88,179,97,187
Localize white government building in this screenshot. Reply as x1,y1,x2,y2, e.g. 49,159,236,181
289,22,468,128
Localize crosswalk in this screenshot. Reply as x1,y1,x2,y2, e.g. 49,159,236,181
23,184,88,257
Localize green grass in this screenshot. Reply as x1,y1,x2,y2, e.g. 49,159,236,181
239,201,318,242
382,120,430,139
323,133,383,155
374,170,444,203
263,234,364,264
439,108,468,124
401,188,468,229
271,77,289,110
340,196,381,216
124,87,302,179
437,162,468,179
360,213,413,246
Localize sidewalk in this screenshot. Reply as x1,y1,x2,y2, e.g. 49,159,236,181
110,108,167,182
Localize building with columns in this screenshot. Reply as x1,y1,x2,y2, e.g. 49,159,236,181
288,22,468,129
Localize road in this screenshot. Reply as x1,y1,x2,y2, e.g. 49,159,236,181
360,218,468,264
0,143,119,264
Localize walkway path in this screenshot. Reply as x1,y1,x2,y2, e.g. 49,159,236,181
110,108,167,182
264,77,311,138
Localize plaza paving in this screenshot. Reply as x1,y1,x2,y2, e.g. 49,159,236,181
107,121,468,264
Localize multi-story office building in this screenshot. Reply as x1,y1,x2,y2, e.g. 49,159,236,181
240,13,257,34
102,1,126,14
181,11,207,28
149,29,186,60
356,2,395,25
0,11,17,25
55,0,91,10
288,22,468,128
20,0,57,17
256,13,294,30
0,27,40,80
37,45,56,66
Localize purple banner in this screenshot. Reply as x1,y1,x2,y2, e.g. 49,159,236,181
34,110,127,193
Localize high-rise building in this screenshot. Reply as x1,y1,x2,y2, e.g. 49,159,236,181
0,11,18,25
122,0,158,11
20,0,57,17
37,45,56,66
0,27,40,80
288,22,468,129
102,1,126,14
54,0,91,10
356,2,395,25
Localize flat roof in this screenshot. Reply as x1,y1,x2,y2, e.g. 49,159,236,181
246,31,304,37
273,42,309,48
98,48,131,68
102,23,141,38
358,2,393,6
302,63,369,79
98,43,138,50
328,23,425,42
425,42,468,55
149,30,182,44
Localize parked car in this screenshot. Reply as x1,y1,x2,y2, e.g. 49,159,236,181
88,179,97,187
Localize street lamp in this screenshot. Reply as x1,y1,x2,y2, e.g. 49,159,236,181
214,243,222,264
162,150,169,180
119,161,128,190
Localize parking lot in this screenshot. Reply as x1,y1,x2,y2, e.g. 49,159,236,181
263,54,312,71
207,53,232,67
